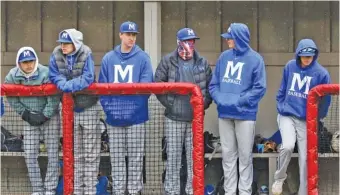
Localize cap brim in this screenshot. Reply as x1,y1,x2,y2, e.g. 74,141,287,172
18,57,36,62
298,53,315,57
56,39,73,43
179,36,200,41
221,33,233,39
120,31,139,34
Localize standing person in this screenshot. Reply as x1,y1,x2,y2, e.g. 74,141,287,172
49,29,101,195
209,23,267,194
272,39,331,195
5,47,60,195
154,27,212,195
99,21,153,195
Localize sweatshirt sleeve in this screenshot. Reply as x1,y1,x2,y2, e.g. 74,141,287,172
154,57,170,108
276,64,289,104
318,72,332,119
140,55,154,83
49,54,68,90
209,54,224,104
58,54,95,93
4,73,26,115
42,75,61,118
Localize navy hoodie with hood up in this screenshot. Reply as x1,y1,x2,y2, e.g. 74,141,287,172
209,23,267,121
276,39,331,120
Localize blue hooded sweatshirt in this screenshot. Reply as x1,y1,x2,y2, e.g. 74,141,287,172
209,23,267,120
99,45,154,127
276,39,331,120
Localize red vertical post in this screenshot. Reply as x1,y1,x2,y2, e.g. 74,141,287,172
62,93,74,195
307,84,340,195
190,85,204,195
306,89,319,195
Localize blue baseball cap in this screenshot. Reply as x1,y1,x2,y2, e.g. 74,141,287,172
176,28,200,41
120,21,139,33
298,47,316,56
18,50,36,62
57,31,73,43
221,26,233,39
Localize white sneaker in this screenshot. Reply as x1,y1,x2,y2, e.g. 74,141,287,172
272,180,284,195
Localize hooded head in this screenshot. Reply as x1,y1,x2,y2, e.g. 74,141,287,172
221,23,250,55
16,47,39,78
57,29,83,55
295,39,319,68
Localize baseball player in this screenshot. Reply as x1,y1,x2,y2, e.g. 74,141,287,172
209,23,267,194
155,27,212,195
5,47,60,195
98,21,153,195
49,29,101,195
272,39,331,195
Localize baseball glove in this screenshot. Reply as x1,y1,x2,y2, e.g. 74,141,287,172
264,140,277,153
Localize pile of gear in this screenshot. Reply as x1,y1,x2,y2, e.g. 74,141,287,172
253,134,278,153
250,121,340,154
319,121,339,153
1,126,23,152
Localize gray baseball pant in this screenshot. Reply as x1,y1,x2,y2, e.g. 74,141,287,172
108,123,146,195
23,114,60,194
274,114,307,195
73,103,101,195
164,117,193,195
219,118,255,195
